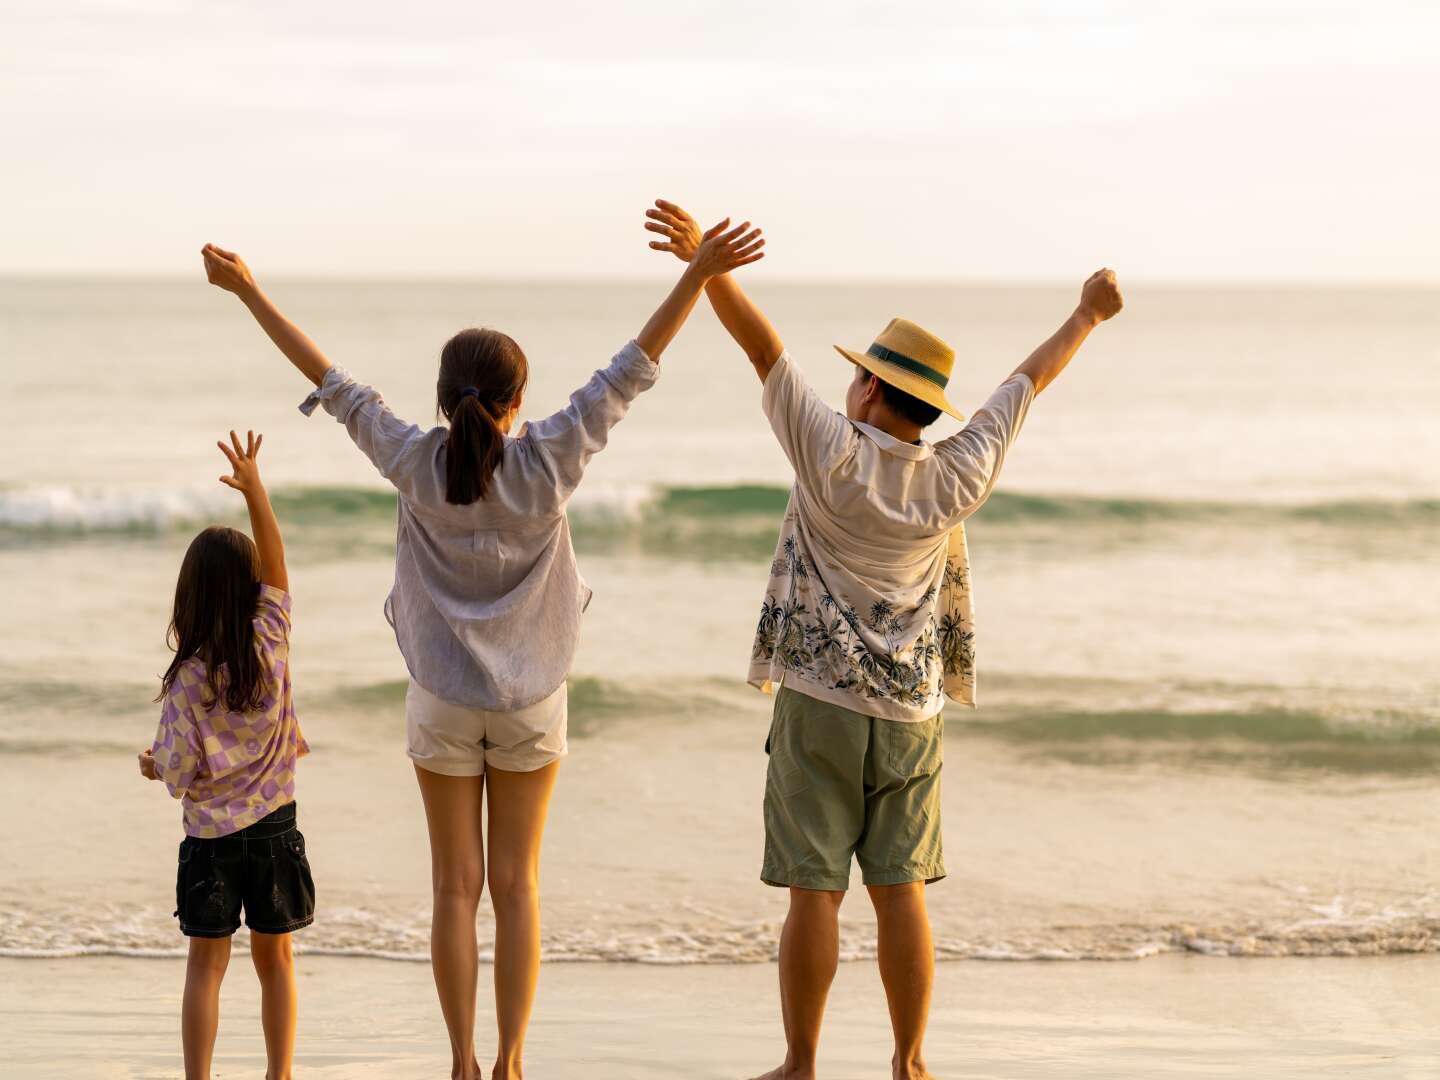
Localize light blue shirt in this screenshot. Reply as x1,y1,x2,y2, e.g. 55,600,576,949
300,341,658,710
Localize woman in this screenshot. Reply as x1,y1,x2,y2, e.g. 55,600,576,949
199,218,763,1080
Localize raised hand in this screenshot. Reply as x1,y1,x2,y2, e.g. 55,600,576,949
217,429,266,496
689,219,765,279
201,243,257,298
1078,268,1123,323
645,199,706,262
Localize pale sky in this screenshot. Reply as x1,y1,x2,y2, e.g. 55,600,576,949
2,0,1437,282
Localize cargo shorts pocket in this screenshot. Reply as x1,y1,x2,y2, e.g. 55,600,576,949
284,830,316,913
174,838,196,917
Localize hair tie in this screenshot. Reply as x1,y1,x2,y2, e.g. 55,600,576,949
459,387,480,401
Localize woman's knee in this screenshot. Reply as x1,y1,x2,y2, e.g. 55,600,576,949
486,861,538,911
433,859,485,905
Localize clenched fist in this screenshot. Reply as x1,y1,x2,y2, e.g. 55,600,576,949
1078,268,1123,324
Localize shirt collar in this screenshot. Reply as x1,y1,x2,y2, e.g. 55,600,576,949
850,419,933,460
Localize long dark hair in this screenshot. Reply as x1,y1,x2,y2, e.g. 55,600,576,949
158,526,266,713
438,328,529,504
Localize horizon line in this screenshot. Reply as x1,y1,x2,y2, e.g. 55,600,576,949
3,270,1438,291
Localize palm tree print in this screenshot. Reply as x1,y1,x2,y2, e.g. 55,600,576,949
752,516,978,708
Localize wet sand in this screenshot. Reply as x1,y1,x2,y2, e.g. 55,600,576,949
3,954,1436,1078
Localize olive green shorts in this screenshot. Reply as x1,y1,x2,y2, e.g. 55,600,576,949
761,686,945,891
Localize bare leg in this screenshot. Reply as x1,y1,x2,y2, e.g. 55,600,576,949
868,882,936,1080
415,765,487,1080
249,930,297,1080
181,935,231,1080
750,887,846,1080
484,760,560,1080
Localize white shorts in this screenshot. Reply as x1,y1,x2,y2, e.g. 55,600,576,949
405,679,568,776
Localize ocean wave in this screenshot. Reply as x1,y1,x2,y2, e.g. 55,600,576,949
3,482,1436,545
3,673,1437,771
2,901,1434,964
0,485,234,534
966,704,1440,745
320,675,1440,746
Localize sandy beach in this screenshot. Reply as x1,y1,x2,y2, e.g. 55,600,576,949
4,954,1438,1078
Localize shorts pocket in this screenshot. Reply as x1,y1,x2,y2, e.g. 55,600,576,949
887,716,942,780
284,830,306,861
174,838,195,917
285,829,317,920
767,744,809,797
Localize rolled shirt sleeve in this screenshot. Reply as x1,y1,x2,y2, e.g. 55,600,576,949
522,341,659,499
300,367,428,493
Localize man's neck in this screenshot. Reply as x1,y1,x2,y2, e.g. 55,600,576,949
855,405,923,444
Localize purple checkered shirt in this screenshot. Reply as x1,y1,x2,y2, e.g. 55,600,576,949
151,585,309,838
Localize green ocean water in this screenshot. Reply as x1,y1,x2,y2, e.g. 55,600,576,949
2,279,1437,962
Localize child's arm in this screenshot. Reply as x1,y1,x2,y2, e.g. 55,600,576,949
217,429,288,592
1011,269,1124,393
645,199,784,383
201,244,334,387
633,218,766,363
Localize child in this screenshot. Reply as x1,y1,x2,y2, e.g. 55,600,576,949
139,429,313,1080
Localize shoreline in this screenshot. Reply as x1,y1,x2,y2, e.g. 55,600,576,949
4,954,1437,1078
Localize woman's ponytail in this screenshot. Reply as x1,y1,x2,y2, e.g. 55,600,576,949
437,328,529,505
445,393,505,503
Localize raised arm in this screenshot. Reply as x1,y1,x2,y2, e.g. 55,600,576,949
1012,269,1124,393
217,429,288,592
634,217,765,362
201,244,334,387
932,269,1123,521
646,199,784,383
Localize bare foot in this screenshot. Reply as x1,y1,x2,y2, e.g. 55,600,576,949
491,1059,522,1080
748,1066,815,1080
894,1057,937,1080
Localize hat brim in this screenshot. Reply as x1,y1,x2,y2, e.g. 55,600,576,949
834,345,966,421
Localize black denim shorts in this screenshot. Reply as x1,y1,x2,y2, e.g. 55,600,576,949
175,802,316,938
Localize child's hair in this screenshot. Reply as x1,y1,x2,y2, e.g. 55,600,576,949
158,525,266,713
437,328,529,505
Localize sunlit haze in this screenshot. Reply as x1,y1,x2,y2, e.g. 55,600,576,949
3,0,1437,282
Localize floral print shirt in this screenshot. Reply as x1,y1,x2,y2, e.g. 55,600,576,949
748,354,1034,722
151,586,309,837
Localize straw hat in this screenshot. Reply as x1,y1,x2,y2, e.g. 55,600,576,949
834,318,964,421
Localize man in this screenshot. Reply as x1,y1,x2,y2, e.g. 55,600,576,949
644,200,1123,1080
